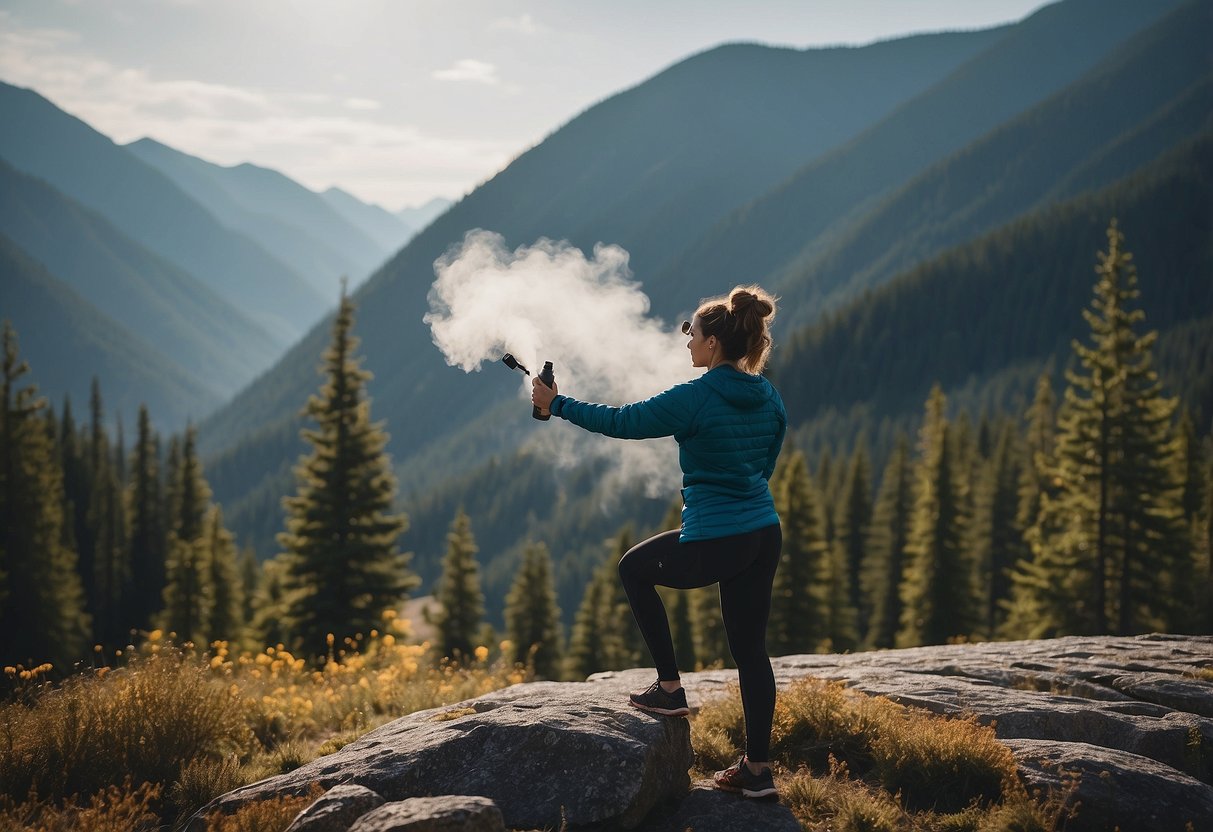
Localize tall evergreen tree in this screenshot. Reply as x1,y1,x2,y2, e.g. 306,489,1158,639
156,533,212,647
768,449,828,655
836,440,872,639
567,529,643,676
504,541,563,678
432,509,485,660
970,420,1027,638
0,322,91,669
692,587,731,668
87,383,130,649
174,425,210,542
668,589,696,672
278,288,417,661
567,562,611,678
825,539,860,652
863,432,914,649
1016,371,1057,539
204,506,243,645
1007,222,1190,636
250,555,290,650
238,545,260,648
127,405,167,632
898,385,973,646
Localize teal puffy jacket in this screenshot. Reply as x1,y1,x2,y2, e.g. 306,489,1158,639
549,364,786,541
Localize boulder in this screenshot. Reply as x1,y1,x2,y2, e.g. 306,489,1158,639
1009,738,1213,832
346,796,503,832
189,681,692,831
286,784,386,832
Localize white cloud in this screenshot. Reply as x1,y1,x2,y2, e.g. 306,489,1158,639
344,97,382,111
432,58,500,85
0,17,518,207
492,13,548,35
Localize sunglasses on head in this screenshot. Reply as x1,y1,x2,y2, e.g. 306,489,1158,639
681,320,692,335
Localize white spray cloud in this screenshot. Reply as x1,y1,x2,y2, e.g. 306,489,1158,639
425,229,699,499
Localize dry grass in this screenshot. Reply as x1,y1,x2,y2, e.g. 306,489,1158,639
203,784,324,832
691,677,1074,831
1,621,528,830
0,781,161,832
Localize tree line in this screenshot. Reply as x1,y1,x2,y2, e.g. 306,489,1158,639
2,221,1209,681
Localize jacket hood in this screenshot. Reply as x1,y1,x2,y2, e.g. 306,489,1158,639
700,365,776,409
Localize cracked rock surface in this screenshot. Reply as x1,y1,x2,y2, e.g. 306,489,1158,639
192,635,1211,831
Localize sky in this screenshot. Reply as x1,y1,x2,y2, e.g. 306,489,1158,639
0,0,1052,211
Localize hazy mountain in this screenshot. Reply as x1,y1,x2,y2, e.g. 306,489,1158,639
123,141,376,298
0,232,219,427
322,186,416,254
0,81,327,342
396,197,453,231
654,0,1188,318
0,157,284,401
770,0,1212,325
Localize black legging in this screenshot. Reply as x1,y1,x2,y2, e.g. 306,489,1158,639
618,523,782,761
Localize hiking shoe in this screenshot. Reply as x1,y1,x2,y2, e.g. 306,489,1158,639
714,755,778,799
628,680,690,717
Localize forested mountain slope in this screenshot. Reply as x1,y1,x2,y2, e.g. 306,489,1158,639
0,82,327,342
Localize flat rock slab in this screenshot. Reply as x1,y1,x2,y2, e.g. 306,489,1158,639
1009,739,1213,832
189,682,692,831
639,782,801,832
347,796,503,832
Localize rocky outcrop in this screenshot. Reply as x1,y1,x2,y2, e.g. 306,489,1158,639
192,634,1212,832
189,681,692,832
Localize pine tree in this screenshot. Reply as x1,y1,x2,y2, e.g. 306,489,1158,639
238,545,260,649
279,289,418,661
174,426,210,542
768,449,828,655
59,396,95,627
898,385,973,646
1016,371,1057,540
1007,222,1190,636
836,441,872,640
970,421,1027,638
127,405,167,632
567,529,643,676
601,527,646,669
668,589,696,672
691,586,732,668
0,322,91,669
863,433,914,649
250,555,290,650
432,509,485,661
567,563,611,678
504,541,563,678
825,539,860,651
204,506,243,644
157,533,212,647
86,382,129,649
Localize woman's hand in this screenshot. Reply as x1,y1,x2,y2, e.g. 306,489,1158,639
531,376,558,412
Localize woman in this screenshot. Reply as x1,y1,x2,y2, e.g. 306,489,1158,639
531,285,786,800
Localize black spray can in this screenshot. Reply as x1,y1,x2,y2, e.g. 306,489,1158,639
533,361,554,421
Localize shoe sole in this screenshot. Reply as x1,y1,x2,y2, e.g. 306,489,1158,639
628,700,690,717
742,786,779,799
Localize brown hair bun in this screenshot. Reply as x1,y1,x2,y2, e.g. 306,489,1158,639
695,284,778,374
